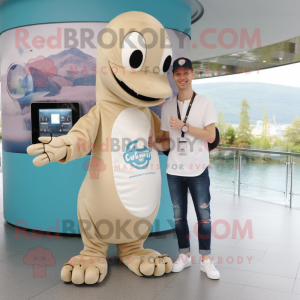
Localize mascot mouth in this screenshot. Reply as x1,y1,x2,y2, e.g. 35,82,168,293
111,67,160,101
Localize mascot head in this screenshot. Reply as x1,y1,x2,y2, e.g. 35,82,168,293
97,11,172,107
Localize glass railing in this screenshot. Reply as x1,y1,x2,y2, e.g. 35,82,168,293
209,148,237,195
210,147,300,209
290,155,300,209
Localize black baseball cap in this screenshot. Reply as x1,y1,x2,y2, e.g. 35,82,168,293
172,57,193,73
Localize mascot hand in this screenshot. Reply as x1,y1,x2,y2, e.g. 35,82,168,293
27,136,68,167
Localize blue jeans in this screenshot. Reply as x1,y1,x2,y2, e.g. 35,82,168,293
167,166,211,255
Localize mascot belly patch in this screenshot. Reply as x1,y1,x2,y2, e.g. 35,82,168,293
111,107,161,218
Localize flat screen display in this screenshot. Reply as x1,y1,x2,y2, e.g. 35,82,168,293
31,102,80,144
39,108,73,137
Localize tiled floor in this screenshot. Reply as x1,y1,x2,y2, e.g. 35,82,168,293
0,172,300,299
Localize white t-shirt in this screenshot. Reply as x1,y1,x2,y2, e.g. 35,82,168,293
160,94,217,177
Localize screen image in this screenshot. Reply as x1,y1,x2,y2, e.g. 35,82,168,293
39,108,73,137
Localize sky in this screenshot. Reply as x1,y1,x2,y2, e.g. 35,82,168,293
192,62,300,88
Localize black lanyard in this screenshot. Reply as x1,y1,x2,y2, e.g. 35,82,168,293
177,91,196,137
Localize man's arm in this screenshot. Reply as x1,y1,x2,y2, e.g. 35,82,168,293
149,109,171,151
148,130,170,151
150,110,165,142
187,123,215,142
169,116,215,142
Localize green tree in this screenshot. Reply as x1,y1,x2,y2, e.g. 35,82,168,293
292,144,300,153
237,98,252,146
216,110,227,146
261,105,268,137
272,136,284,147
251,136,261,147
284,116,300,152
272,136,288,152
260,105,271,150
216,110,226,136
284,116,300,145
224,124,236,146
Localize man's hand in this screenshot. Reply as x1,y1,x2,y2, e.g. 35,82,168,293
148,129,158,150
169,116,184,131
150,131,170,152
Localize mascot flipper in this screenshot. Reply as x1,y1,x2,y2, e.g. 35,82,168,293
27,11,173,284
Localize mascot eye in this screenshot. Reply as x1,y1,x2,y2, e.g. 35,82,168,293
159,39,172,75
122,32,146,72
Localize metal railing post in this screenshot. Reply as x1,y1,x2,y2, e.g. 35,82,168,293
233,149,236,195
285,157,289,201
290,155,294,208
238,153,242,196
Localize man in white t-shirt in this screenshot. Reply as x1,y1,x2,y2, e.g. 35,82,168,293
148,57,220,279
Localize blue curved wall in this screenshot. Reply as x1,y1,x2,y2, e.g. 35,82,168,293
0,0,191,36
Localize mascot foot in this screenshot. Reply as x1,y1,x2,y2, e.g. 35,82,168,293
140,254,172,276
120,250,172,277
61,255,108,285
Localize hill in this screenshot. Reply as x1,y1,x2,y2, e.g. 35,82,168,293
193,82,300,125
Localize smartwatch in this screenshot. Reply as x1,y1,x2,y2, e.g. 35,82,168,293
182,123,189,133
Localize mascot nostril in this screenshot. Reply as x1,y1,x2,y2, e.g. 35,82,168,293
28,11,173,285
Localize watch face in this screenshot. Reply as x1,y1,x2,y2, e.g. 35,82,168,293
182,126,188,132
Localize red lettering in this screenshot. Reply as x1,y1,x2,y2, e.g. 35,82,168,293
15,28,30,49
70,66,78,74
47,28,62,49
32,36,45,49
200,28,217,49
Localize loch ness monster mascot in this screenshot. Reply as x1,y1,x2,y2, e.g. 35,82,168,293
27,11,174,284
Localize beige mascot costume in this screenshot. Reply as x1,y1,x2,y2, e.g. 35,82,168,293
27,11,173,284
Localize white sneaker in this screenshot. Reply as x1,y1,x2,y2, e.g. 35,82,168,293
172,254,192,272
200,259,220,279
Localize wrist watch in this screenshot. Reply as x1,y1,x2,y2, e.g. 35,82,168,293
182,123,189,133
